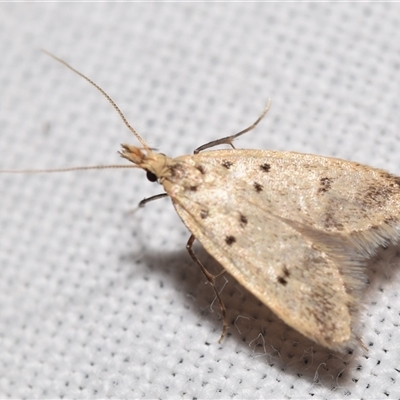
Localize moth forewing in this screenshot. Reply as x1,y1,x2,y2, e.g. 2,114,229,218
150,149,400,351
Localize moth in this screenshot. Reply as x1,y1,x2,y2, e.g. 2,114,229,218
3,51,400,352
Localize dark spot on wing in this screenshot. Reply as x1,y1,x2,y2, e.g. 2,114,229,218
277,266,290,286
200,209,208,219
222,160,233,169
318,177,333,193
283,265,290,277
225,235,236,245
253,182,263,192
277,276,288,286
364,173,400,208
189,186,197,191
239,213,248,227
364,182,398,206
196,165,206,174
260,163,271,172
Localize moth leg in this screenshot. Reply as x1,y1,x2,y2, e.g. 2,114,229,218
138,193,168,208
194,99,271,154
214,269,226,279
358,337,368,352
186,234,228,342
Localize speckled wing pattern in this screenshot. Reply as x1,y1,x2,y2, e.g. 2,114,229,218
162,149,400,351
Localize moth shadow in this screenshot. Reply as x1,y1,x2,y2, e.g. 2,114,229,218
123,239,400,386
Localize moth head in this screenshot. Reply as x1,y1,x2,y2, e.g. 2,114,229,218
119,144,167,182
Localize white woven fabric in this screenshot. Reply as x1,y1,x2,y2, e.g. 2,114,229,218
1,3,400,399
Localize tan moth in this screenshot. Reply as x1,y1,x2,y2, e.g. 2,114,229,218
2,52,400,352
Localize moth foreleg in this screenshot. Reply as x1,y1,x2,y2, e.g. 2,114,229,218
138,193,168,208
186,234,228,343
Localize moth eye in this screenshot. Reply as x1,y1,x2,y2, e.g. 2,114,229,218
146,170,158,182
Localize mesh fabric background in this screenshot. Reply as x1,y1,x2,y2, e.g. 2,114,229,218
1,3,400,399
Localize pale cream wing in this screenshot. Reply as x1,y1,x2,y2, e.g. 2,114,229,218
165,154,368,350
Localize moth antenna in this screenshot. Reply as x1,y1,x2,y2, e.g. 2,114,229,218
0,165,137,174
41,49,150,150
